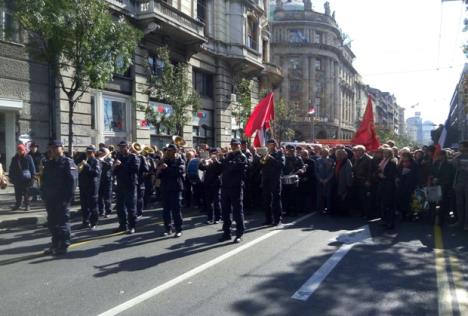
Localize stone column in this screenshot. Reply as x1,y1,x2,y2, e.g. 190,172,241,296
214,59,232,147
303,55,310,114
5,111,16,170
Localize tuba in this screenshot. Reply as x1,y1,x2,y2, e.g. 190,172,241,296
172,135,186,147
143,145,155,156
131,142,142,154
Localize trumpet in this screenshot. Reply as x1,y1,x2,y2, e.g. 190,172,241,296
78,160,87,173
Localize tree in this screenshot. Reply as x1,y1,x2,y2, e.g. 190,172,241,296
376,127,417,148
142,46,200,137
272,98,297,143
231,78,253,140
14,0,142,154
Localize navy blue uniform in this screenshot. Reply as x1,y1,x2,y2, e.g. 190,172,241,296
199,160,222,222
98,156,113,216
79,157,101,226
219,151,248,238
41,156,77,251
298,158,316,212
158,156,185,233
282,155,304,216
114,153,140,230
144,156,157,208
136,155,150,216
260,150,285,224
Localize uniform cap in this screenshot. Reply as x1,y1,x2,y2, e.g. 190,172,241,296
167,144,177,150
230,138,241,145
266,139,277,145
49,140,63,147
286,144,295,150
86,145,96,152
118,141,129,147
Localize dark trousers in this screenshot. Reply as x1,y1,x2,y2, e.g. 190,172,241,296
116,186,137,229
81,187,99,226
282,184,298,216
263,182,282,224
98,181,112,215
298,180,315,213
204,184,221,222
162,190,183,232
355,183,372,217
137,185,145,216
144,179,154,209
317,180,332,212
221,186,245,238
45,200,71,250
378,182,396,227
14,183,30,207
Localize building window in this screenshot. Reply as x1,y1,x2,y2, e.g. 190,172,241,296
197,0,206,22
1,1,20,43
289,29,307,43
288,57,302,79
247,15,258,50
147,55,165,78
91,96,96,130
314,31,322,44
289,80,302,101
115,55,131,78
314,58,322,71
102,95,131,145
193,110,213,146
193,70,213,98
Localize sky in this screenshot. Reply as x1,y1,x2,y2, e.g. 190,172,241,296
274,0,467,124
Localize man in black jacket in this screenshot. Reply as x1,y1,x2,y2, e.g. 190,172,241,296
218,139,248,243
352,145,373,218
282,144,305,217
29,142,44,202
113,141,140,234
41,140,77,255
157,144,186,237
260,139,285,225
98,148,113,218
199,148,223,224
9,144,36,211
79,146,101,229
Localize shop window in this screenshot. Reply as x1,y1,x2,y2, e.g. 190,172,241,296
102,95,131,145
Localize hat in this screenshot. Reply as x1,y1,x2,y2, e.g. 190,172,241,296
118,141,129,147
209,147,218,154
86,145,96,152
295,146,303,150
166,144,177,150
17,144,26,152
49,140,63,148
30,142,38,148
266,139,277,145
286,144,295,150
230,138,241,145
241,140,248,145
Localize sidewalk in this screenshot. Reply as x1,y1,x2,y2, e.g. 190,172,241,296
0,185,80,228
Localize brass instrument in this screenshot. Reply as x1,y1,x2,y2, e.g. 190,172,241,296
131,142,142,154
143,145,155,156
257,147,269,165
172,135,186,147
78,160,87,173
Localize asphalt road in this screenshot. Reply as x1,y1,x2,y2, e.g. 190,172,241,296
0,208,467,316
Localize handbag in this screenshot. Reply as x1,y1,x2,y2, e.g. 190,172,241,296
424,185,442,203
17,159,31,181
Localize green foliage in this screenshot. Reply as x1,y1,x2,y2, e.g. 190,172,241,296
376,127,417,148
272,98,296,143
144,46,200,136
232,78,252,139
14,0,142,153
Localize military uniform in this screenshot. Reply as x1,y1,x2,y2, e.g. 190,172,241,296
282,152,304,217
219,141,248,242
98,154,114,217
41,141,77,254
198,151,222,223
261,148,285,225
114,149,140,232
136,154,149,217
79,151,101,228
158,149,185,235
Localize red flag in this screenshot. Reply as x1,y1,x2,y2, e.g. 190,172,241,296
244,92,275,138
351,96,380,150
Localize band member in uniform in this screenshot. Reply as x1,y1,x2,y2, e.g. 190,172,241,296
298,149,316,213
130,143,149,217
282,144,305,217
41,140,77,255
241,140,254,213
260,139,285,225
29,142,44,202
113,141,140,234
199,148,223,224
143,146,158,209
79,146,101,229
157,144,186,237
218,139,248,243
98,148,113,218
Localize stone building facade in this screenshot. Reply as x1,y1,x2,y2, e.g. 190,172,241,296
270,0,358,140
446,63,468,146
0,0,282,168
367,87,404,135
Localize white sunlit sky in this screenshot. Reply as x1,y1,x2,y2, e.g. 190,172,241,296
271,0,468,124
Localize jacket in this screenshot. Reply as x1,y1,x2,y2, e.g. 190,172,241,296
9,154,36,185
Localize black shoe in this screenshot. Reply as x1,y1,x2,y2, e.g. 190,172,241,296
262,221,272,226
233,237,242,243
218,235,232,242
43,247,56,255
113,226,127,233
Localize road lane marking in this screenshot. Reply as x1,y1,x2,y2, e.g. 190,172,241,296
447,251,468,315
292,225,372,301
97,213,316,316
434,225,454,316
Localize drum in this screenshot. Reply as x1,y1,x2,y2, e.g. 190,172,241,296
282,174,299,185
187,158,204,184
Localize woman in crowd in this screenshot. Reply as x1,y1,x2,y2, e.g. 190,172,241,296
376,147,398,229
396,151,418,221
330,148,353,216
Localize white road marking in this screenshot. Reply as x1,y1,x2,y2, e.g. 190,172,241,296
97,213,315,316
292,225,373,301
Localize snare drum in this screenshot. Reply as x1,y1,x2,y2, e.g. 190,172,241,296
281,174,299,185
187,158,204,184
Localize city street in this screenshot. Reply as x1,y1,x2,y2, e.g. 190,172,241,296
1,208,467,316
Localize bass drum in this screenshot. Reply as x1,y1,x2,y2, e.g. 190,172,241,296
187,158,204,184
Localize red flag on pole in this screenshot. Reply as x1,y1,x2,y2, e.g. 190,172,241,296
244,92,275,146
351,96,380,150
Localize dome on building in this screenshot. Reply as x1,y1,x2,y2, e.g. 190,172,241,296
271,0,304,13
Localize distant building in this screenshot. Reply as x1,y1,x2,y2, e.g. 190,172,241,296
270,0,359,140
446,64,468,146
367,87,403,135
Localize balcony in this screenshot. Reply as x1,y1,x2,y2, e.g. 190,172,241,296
133,0,206,48
260,63,283,88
